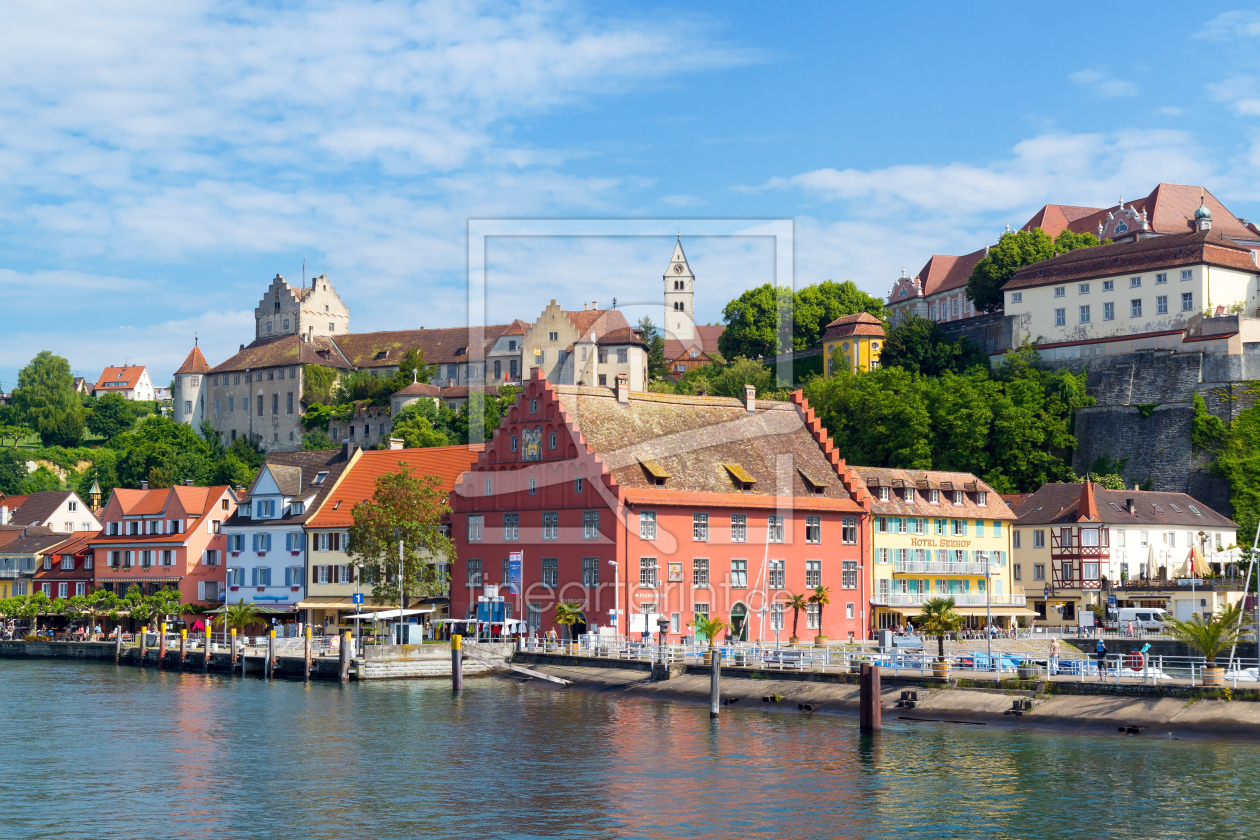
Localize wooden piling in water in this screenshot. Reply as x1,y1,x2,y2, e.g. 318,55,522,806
860,663,881,732
451,634,463,691
139,626,148,668
114,630,122,664
339,631,351,682
304,625,312,683
709,647,720,719
267,630,275,680
179,629,187,671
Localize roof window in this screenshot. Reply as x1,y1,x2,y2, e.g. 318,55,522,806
723,463,756,491
374,351,389,360
1152,504,1163,513
333,500,342,510
312,471,328,486
1188,505,1201,515
1109,503,1124,511
1169,503,1182,513
639,460,670,487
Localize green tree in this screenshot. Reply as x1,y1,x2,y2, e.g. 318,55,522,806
808,585,831,642
718,284,794,360
880,314,989,376
86,393,135,440
1211,404,1260,548
1162,602,1246,665
124,586,185,628
302,364,340,405
301,430,337,450
1192,393,1226,451
21,466,63,493
914,597,965,662
966,227,1102,312
688,614,730,648
0,449,27,495
1052,228,1105,254
383,348,437,395
793,280,886,350
803,366,934,469
708,357,780,399
553,601,583,643
224,601,264,636
786,593,808,644
390,404,452,449
13,351,85,447
638,317,667,379
347,462,455,609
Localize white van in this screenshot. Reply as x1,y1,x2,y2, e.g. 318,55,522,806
1116,607,1168,630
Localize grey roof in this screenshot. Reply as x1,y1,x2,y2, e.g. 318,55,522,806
0,531,73,556
3,492,76,527
228,448,351,527
1012,483,1236,528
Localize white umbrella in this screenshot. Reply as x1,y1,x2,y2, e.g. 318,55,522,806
1146,544,1157,579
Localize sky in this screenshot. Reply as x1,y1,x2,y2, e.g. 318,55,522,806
7,1,1260,386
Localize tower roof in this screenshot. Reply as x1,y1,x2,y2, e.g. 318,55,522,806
175,345,211,375
665,237,694,279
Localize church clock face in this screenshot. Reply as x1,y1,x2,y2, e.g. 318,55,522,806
673,264,684,274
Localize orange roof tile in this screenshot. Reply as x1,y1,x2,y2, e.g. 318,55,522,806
307,445,484,528
175,346,212,375
95,366,146,391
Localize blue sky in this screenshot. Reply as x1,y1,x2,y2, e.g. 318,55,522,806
5,1,1260,386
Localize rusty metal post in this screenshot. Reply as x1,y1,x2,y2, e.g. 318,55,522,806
451,634,464,691
709,646,721,719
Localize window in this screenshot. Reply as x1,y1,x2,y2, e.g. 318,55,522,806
806,560,821,588
842,561,858,590
59,555,74,571
730,559,748,589
1054,308,1066,327
1156,272,1167,285
1033,563,1045,581
287,392,293,414
1054,286,1065,298
639,556,657,587
639,511,657,540
582,557,600,586
693,559,709,587
466,559,483,588
768,559,785,589
252,566,272,587
1130,276,1142,288
1033,529,1045,549
809,516,824,544
503,513,519,541
1131,299,1142,317
582,510,599,539
1010,292,1022,304
771,602,785,631
975,520,986,538
542,558,558,587
528,478,537,495
1157,295,1168,315
806,603,820,630
1079,305,1090,323
1013,529,1022,549
1181,269,1193,281
549,431,556,449
952,490,964,505
1078,283,1090,294
903,487,914,503
574,476,583,493
1182,292,1194,312
1104,301,1115,321
731,514,747,542
693,513,709,541
542,512,559,540
467,515,483,542
617,349,628,363
768,515,784,543
952,519,965,536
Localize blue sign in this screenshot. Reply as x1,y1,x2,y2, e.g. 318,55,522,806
508,552,523,595
1044,586,1050,598
352,593,364,605
1107,595,1117,607
477,601,506,623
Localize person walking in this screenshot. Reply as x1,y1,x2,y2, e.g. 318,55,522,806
1049,636,1061,677
1095,637,1108,682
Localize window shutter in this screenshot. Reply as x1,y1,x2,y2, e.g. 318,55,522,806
251,534,258,552
284,567,291,587
251,567,258,587
197,581,206,600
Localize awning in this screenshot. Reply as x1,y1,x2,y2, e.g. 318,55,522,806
205,604,297,615
882,605,1038,617
346,608,434,621
108,576,181,583
294,597,358,609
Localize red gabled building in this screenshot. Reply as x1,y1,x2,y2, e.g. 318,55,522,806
450,370,872,643
32,531,97,601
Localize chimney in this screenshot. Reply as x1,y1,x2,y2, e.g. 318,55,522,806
592,301,597,310
615,374,629,405
184,479,194,487
447,378,454,388
342,440,358,462
1134,484,1139,491
1125,498,1135,515
140,480,149,490
583,302,588,311
744,384,756,413
387,437,404,451
0,506,7,526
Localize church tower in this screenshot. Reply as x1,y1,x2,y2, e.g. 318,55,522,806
663,236,695,342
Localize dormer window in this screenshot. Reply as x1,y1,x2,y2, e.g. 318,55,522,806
254,500,275,518
929,489,940,504
903,487,914,503
953,490,964,505
722,463,756,492
290,502,305,515
977,491,988,506
878,486,889,502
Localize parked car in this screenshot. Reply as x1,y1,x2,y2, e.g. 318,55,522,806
1116,607,1168,631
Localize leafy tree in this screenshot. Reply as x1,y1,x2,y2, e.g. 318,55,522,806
301,403,335,432
708,357,780,400
638,317,667,380
786,593,808,643
0,423,36,446
123,586,185,628
21,466,63,493
793,280,885,350
0,449,27,495
390,405,452,449
1162,603,1246,665
1211,404,1260,547
85,393,134,440
1192,393,1226,451
347,462,455,609
383,348,438,396
718,284,794,360
1053,229,1105,253
914,597,965,662
553,601,583,642
688,613,730,648
879,314,989,376
803,366,934,470
109,416,211,488
301,430,337,450
225,601,264,636
75,451,118,502
13,351,85,447
302,364,339,405
966,227,1103,312
808,585,831,642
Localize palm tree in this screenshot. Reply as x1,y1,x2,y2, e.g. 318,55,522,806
809,585,831,643
553,601,583,643
786,593,809,644
224,601,263,638
689,614,730,650
1162,602,1245,667
915,597,965,662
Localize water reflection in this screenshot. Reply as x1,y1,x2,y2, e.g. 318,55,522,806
1,660,1259,839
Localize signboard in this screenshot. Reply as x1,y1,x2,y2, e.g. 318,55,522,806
508,552,523,595
1107,595,1117,607
1177,578,1204,586
476,600,506,624
352,592,364,605
1079,610,1095,627
1044,586,1050,598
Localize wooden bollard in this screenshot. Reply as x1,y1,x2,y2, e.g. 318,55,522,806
114,629,122,664
709,646,721,719
139,625,148,667
339,630,351,682
179,629,187,671
229,628,237,666
860,663,882,732
304,625,312,683
204,627,211,673
451,634,463,691
267,630,276,680
159,622,167,669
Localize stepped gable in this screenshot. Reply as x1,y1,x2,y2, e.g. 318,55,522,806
332,324,515,370
175,346,211,375
1003,229,1257,292
208,335,351,373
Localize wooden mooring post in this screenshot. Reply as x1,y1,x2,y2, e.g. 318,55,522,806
451,634,463,691
179,629,187,671
267,630,276,680
139,625,148,667
860,663,882,732
338,631,351,682
114,629,122,664
304,625,312,683
709,646,721,719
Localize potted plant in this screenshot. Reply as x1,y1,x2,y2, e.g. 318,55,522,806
1162,602,1245,687
689,615,729,665
786,593,808,645
915,597,964,679
809,585,831,645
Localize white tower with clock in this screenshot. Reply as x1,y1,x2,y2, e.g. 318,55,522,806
663,236,695,342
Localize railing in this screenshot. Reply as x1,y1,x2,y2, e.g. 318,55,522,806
1113,577,1251,591
871,593,1027,607
0,570,19,579
892,560,991,575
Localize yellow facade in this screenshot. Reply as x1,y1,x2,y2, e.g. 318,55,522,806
824,335,882,377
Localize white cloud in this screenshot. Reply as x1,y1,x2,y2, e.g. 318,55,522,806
1157,106,1185,116
662,194,706,207
1069,68,1138,98
1197,10,1260,40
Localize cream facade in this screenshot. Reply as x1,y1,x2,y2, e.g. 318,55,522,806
858,469,1022,630
256,273,349,342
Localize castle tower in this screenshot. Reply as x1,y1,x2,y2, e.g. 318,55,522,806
663,236,695,342
254,273,349,342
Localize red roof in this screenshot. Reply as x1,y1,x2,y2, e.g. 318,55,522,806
307,445,485,528
175,346,211,375
1021,204,1105,239
94,366,146,391
821,312,885,341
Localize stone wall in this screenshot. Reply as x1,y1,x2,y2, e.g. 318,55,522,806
1072,404,1195,491
937,311,1017,356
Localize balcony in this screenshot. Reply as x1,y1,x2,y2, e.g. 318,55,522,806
1113,576,1250,592
892,560,994,576
0,570,20,579
871,593,1027,607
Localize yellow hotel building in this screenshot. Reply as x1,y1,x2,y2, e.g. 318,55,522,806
821,313,884,377
856,468,1027,630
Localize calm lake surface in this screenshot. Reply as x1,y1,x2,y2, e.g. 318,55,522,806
2,659,1258,839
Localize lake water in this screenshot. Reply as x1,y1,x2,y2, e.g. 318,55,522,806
2,659,1258,839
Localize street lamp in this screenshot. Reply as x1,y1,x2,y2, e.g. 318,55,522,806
985,561,993,671
657,615,670,665
608,560,619,640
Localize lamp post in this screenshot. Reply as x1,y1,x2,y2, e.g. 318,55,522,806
608,560,619,640
657,616,670,666
985,561,993,671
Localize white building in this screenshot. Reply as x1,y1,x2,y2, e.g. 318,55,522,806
92,366,155,401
